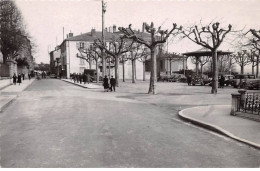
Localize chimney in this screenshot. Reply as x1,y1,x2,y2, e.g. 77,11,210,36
113,25,116,33
142,22,146,32
68,32,73,38
91,28,96,36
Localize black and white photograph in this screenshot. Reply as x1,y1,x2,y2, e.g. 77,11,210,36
0,0,260,168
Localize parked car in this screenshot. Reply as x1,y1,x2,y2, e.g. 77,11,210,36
191,75,205,86
247,80,260,90
224,75,235,86
232,74,256,88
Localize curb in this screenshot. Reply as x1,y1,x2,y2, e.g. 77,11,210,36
0,79,35,113
178,106,260,150
61,79,102,89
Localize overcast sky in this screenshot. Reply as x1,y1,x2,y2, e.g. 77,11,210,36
15,0,260,69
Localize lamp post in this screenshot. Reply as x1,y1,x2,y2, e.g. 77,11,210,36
101,0,106,78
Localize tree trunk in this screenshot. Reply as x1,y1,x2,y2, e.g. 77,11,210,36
196,57,199,75
211,50,218,94
252,61,255,75
241,65,244,74
143,61,146,81
229,58,232,75
89,59,92,69
257,56,259,78
122,60,125,82
132,59,136,83
148,48,156,94
96,60,99,83
115,56,119,87
169,59,172,75
200,64,203,75
101,50,106,78
108,58,111,79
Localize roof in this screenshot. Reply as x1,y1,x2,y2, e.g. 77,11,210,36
183,47,233,57
64,30,153,42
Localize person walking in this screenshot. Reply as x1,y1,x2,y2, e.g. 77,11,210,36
22,73,25,80
103,75,109,92
17,73,22,85
187,75,192,86
219,75,225,88
110,75,116,92
12,73,17,85
28,73,31,80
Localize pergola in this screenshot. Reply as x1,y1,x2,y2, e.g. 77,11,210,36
160,52,188,75
183,48,233,75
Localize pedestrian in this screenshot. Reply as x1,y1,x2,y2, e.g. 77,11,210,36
219,75,225,88
73,73,76,83
28,73,31,80
110,75,116,92
22,73,25,80
83,73,87,84
12,73,17,85
187,75,192,86
79,73,82,84
103,75,109,92
17,73,22,85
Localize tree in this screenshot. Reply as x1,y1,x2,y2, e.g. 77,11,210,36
126,43,149,83
119,23,181,94
120,54,129,82
198,56,209,74
94,36,133,87
76,44,101,83
0,1,27,63
233,50,251,74
182,22,232,94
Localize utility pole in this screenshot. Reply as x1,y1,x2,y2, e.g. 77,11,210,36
101,0,106,78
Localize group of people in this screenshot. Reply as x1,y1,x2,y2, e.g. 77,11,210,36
12,73,30,85
71,73,91,84
103,75,116,92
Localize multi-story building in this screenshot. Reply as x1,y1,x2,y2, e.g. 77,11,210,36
56,25,185,79
49,46,61,76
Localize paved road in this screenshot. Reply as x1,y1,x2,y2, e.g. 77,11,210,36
1,79,259,167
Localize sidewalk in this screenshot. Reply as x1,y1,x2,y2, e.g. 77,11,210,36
0,79,35,112
61,79,102,89
0,78,12,90
178,105,260,149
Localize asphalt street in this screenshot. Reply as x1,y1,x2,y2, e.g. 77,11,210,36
1,79,259,167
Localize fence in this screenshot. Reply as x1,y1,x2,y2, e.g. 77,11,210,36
231,90,260,121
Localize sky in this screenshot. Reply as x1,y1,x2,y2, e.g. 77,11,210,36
15,0,260,72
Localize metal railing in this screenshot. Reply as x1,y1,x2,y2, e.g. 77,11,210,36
241,93,260,115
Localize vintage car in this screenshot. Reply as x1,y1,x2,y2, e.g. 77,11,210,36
191,75,205,86
224,75,235,86
247,80,260,90
232,74,257,88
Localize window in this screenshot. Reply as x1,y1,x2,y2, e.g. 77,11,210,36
80,42,85,48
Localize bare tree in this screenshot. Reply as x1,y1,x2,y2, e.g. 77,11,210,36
233,50,251,74
126,43,150,83
76,45,101,83
198,56,209,74
120,54,128,82
182,22,232,94
94,36,133,87
119,22,181,94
